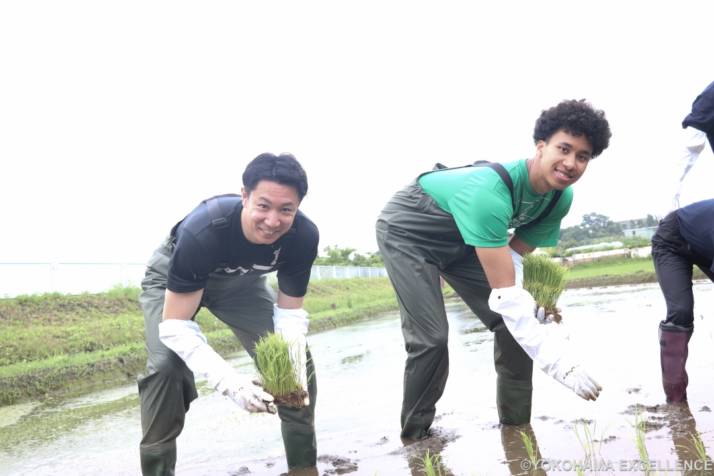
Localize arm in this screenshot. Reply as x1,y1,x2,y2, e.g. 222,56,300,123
158,288,276,413
474,236,534,289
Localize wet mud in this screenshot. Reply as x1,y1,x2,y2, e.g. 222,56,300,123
1,282,713,475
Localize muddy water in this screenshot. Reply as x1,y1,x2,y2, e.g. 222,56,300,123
1,282,713,475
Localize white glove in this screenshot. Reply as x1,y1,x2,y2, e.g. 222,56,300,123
488,286,601,401
273,305,310,406
216,373,277,414
159,319,276,413
509,247,524,288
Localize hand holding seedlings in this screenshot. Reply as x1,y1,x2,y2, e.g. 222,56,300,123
272,305,310,406
255,332,310,408
523,254,567,323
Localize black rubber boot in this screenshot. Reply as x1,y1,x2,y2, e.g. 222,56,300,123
494,328,533,425
659,322,693,403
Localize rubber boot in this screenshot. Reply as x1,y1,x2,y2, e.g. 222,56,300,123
279,350,318,469
494,328,533,425
659,322,693,403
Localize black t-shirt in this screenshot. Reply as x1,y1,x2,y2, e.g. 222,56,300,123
676,198,714,271
167,194,319,297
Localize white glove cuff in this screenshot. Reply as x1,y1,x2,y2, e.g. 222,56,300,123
273,305,309,335
159,319,235,389
509,247,524,288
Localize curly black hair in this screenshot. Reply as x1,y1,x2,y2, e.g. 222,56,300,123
533,99,611,157
242,152,308,200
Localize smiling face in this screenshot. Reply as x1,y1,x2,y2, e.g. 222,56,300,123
530,129,593,193
240,180,300,245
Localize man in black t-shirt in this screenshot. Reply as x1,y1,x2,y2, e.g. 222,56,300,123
652,199,714,403
138,153,319,474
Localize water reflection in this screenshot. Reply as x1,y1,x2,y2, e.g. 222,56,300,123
401,429,455,476
500,424,546,476
664,403,713,475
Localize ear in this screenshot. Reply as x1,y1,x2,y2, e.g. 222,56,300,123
534,140,546,159
241,187,249,202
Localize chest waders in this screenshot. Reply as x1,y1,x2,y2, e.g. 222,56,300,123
137,197,317,475
376,162,561,439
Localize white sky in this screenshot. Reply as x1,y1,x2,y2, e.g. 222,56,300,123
2,1,713,263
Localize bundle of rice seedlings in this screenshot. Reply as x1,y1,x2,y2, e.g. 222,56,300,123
254,332,308,408
523,254,567,323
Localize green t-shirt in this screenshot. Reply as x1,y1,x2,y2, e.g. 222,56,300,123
417,160,573,248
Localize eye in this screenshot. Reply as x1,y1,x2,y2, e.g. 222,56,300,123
257,203,269,210
281,207,295,215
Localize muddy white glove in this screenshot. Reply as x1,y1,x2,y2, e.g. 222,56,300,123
159,319,276,413
273,305,310,406
215,372,277,414
488,286,601,401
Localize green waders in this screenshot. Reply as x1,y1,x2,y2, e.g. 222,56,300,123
376,181,533,439
138,239,317,475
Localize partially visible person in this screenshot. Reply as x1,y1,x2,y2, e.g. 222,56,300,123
652,198,714,403
672,81,714,209
137,153,320,474
376,99,611,440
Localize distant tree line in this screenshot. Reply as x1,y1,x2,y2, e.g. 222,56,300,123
314,245,384,266
317,213,659,264
558,212,658,252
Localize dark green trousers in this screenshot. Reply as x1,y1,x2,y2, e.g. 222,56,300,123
138,239,317,475
376,181,533,439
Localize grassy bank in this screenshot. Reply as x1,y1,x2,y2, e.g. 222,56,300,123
564,256,706,289
2,257,707,406
0,278,404,406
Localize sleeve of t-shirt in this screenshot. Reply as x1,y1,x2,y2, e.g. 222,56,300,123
447,171,514,247
167,231,213,293
515,188,573,248
276,221,319,297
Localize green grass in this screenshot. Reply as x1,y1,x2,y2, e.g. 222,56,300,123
0,278,403,405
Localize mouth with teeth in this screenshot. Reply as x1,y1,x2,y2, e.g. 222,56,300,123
553,167,575,184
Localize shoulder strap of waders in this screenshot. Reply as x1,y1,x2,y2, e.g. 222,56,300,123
427,160,562,229
206,196,230,229
205,195,239,268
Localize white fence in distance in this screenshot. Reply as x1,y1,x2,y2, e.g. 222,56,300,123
0,262,388,298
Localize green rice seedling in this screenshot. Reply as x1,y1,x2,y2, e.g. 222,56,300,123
690,430,709,463
523,254,567,322
254,332,306,407
421,449,446,476
633,411,651,473
519,430,539,471
574,421,601,469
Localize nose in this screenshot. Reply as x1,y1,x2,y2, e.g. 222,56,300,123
562,153,576,170
264,210,281,228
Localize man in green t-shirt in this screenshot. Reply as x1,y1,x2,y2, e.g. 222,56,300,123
376,99,612,440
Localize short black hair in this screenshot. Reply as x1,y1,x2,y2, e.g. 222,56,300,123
533,99,612,157
242,153,308,200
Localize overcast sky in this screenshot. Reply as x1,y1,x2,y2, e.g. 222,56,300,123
2,1,713,263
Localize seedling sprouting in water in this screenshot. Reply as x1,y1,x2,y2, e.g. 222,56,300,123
254,333,308,408
633,410,651,473
420,449,446,476
519,430,539,471
523,254,567,323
